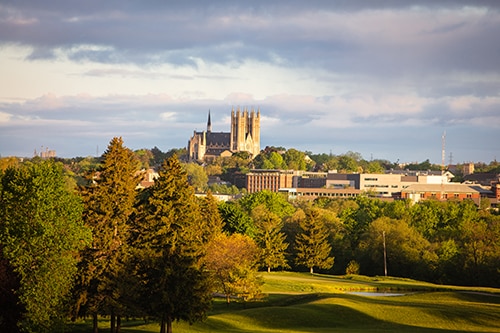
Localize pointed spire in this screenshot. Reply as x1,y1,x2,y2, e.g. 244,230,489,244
207,110,212,132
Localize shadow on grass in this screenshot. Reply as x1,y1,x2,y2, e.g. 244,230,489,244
62,292,500,333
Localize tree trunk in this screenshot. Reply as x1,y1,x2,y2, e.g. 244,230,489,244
160,318,166,333
110,312,115,333
267,266,271,273
166,316,173,333
310,267,314,274
92,313,98,333
116,315,121,333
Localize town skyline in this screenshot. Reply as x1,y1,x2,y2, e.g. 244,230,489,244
1,1,499,163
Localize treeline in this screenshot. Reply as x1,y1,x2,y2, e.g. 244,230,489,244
1,138,231,333
1,139,500,333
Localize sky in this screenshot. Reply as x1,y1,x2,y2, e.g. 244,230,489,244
1,0,499,164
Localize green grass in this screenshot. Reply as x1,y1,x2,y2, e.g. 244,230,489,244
65,272,500,333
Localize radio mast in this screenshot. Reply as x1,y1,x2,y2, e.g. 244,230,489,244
441,131,446,200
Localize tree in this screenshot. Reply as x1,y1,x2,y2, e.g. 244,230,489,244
199,190,225,244
204,233,262,304
283,148,307,170
252,205,290,272
295,207,334,273
0,160,91,332
130,155,212,333
76,137,140,333
218,201,255,236
183,162,208,192
238,190,295,218
359,217,437,279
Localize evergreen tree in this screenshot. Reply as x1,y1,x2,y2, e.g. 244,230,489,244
0,160,91,333
199,190,225,244
252,205,290,272
295,207,334,274
130,155,212,333
75,137,140,333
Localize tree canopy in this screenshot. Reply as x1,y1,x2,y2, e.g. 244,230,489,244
0,160,91,333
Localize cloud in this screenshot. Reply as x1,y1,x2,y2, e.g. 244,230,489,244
0,1,499,162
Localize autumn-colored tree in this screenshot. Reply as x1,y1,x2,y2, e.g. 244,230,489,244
76,137,140,333
204,233,262,304
130,155,212,333
295,207,334,274
0,160,91,333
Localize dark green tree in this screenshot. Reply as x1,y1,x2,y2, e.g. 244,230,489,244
252,205,290,272
295,207,334,273
130,155,212,333
218,201,255,236
76,137,140,333
0,160,91,333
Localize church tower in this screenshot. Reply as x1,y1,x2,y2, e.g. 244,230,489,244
230,106,260,157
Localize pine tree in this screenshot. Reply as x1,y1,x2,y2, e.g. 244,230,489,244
130,155,212,333
252,205,290,273
75,137,140,333
295,207,334,274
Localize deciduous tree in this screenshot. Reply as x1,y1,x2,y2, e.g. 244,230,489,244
0,160,91,332
204,233,262,304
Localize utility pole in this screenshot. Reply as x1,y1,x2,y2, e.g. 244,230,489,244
383,231,387,277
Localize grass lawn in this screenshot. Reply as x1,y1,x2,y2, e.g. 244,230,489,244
65,272,500,333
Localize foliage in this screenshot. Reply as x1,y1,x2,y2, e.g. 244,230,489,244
75,137,140,332
130,155,212,333
183,162,208,192
0,160,91,332
204,233,262,304
208,183,241,195
345,260,360,275
218,201,255,237
294,206,334,273
239,190,295,218
252,205,290,272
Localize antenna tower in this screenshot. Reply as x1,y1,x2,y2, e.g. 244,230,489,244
441,131,446,200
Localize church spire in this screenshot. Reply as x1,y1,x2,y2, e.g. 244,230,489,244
207,110,212,132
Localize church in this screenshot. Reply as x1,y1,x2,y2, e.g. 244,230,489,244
187,107,261,162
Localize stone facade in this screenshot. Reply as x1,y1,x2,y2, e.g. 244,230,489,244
188,107,260,161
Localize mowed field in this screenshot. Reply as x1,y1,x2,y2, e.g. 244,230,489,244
69,272,500,333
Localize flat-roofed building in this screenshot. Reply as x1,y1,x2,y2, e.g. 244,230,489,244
325,171,453,198
279,187,361,201
401,183,485,204
246,169,296,193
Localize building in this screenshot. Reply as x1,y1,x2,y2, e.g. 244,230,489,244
246,169,295,193
325,170,453,198
279,187,361,201
401,183,487,204
187,107,260,162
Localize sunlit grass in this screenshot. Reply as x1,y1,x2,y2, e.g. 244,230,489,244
65,272,500,333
